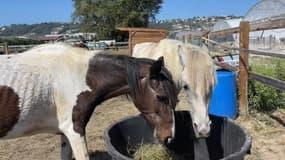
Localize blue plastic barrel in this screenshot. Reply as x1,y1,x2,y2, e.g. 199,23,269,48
209,71,237,118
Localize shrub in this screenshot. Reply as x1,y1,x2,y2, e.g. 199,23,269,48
0,37,42,45
248,80,284,113
248,57,285,113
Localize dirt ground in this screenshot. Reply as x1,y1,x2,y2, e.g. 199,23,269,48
236,109,285,160
0,92,284,160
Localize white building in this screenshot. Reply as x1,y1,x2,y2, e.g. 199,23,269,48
211,0,285,52
210,18,242,47
244,0,285,51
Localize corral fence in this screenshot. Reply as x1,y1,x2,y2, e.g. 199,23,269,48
0,43,36,54
208,17,285,117
0,42,129,54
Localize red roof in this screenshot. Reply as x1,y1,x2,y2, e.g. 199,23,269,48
37,35,63,41
116,27,167,32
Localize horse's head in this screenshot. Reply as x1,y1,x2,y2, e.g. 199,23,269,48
180,44,216,138
132,57,178,145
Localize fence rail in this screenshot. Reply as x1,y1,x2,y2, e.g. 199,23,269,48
1,43,129,54
0,44,36,54
249,72,285,91
208,16,285,117
245,49,285,58
214,61,238,72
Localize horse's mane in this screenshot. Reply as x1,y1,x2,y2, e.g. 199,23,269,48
92,54,177,107
184,43,217,95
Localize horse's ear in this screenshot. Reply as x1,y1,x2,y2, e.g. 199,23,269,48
150,56,164,77
157,56,165,66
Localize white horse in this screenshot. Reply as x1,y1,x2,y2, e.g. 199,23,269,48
133,39,216,138
0,44,179,159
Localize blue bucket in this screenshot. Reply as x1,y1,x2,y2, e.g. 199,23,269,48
209,71,237,118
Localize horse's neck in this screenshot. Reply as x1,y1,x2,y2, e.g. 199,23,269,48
87,55,130,97
87,55,151,100
153,49,184,88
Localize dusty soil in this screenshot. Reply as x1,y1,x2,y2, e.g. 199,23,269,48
237,110,285,160
0,92,284,160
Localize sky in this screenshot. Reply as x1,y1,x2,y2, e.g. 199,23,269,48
0,0,260,26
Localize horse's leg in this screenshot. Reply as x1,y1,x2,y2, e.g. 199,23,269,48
63,128,89,160
60,134,73,160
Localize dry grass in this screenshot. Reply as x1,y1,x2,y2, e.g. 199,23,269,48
0,92,284,160
0,97,138,160
132,144,174,160
236,109,285,160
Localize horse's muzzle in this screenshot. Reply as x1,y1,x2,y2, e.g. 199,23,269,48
193,120,211,138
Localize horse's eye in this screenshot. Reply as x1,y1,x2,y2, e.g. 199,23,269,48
156,95,169,105
150,79,160,89
183,85,189,90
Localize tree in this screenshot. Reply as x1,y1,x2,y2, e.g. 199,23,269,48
72,0,162,39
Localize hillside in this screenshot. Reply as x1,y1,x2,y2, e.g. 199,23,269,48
0,22,80,37
0,15,242,38
149,15,242,31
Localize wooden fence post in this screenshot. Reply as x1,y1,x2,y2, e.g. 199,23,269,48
0,43,9,54
129,31,136,55
4,43,9,55
238,21,249,117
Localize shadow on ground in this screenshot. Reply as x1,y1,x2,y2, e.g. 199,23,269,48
90,151,112,160
269,114,285,127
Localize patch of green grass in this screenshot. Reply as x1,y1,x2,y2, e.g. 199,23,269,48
249,57,285,77
248,57,285,113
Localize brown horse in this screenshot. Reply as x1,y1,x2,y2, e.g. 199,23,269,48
133,39,216,138
0,44,178,160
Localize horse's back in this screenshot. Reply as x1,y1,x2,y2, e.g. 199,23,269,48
133,39,182,60
132,42,157,58
4,44,91,68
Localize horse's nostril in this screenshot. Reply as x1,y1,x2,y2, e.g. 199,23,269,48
208,120,212,126
194,122,198,129
199,127,210,136
164,136,173,145
193,121,211,137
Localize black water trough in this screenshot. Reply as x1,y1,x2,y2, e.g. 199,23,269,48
104,111,251,160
